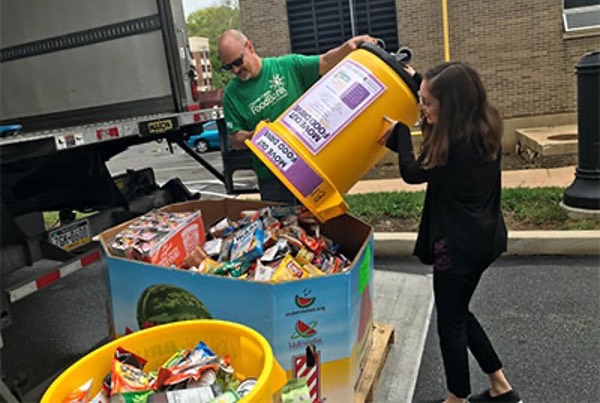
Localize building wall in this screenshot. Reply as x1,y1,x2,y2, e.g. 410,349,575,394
240,0,598,134
240,0,291,55
398,0,598,120
189,36,213,91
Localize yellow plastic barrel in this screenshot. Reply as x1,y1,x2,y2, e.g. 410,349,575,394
246,43,420,222
42,320,287,403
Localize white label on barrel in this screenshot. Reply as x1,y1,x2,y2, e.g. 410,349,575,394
251,127,323,197
281,59,386,155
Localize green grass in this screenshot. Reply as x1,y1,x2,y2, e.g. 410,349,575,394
346,191,424,222
42,188,598,232
346,187,599,231
43,211,95,230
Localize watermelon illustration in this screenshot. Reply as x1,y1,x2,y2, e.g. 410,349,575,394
136,284,211,329
295,320,318,338
295,294,316,309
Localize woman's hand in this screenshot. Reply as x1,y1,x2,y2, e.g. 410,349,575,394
377,115,398,145
402,64,416,77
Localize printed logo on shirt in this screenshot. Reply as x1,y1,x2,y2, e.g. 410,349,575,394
249,74,288,116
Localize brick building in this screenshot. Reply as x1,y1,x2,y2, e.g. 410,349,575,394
239,0,599,147
189,36,213,91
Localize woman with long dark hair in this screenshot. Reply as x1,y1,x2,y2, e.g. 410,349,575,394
381,62,521,403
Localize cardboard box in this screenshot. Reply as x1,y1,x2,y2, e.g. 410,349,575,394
110,210,205,268
100,199,374,402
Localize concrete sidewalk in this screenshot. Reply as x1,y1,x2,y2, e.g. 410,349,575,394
349,165,577,194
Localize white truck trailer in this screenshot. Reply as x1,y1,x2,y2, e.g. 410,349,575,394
0,1,239,400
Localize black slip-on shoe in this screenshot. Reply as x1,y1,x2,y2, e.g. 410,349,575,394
468,389,522,403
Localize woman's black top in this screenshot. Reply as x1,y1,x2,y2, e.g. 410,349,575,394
386,124,507,272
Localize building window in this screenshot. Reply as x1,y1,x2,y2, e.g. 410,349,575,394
563,0,600,32
286,0,398,55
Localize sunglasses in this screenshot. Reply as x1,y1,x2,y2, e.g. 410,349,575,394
221,42,247,71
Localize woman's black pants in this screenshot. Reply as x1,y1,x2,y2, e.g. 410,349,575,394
433,267,503,398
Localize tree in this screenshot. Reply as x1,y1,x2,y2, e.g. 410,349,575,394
187,0,240,89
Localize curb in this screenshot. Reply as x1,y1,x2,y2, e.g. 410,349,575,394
374,230,600,258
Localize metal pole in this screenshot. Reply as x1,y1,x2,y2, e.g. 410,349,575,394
563,51,600,210
0,378,19,403
442,0,451,61
349,0,356,37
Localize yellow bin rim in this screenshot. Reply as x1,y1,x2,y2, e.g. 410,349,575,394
42,319,287,402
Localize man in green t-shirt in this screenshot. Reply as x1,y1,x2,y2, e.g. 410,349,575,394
218,29,376,203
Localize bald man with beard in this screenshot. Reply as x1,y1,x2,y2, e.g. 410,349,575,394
218,29,376,203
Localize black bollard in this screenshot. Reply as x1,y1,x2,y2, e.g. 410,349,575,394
563,51,600,210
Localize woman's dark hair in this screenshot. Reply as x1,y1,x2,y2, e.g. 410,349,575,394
419,62,503,168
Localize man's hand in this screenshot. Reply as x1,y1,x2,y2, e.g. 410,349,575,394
229,119,271,149
319,34,377,75
345,35,378,52
229,130,254,150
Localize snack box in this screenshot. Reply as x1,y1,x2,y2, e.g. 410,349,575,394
99,199,374,402
110,210,205,268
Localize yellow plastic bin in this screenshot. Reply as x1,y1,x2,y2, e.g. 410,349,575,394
246,43,420,222
42,320,287,402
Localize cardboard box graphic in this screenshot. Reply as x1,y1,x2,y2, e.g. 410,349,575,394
100,200,374,402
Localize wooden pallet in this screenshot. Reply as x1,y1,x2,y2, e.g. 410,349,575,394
354,322,395,403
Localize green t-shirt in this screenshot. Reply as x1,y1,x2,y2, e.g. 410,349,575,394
223,54,320,180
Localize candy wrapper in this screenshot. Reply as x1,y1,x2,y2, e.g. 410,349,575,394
217,237,233,263
229,220,264,263
183,245,209,269
272,254,308,282
111,359,154,395
62,379,92,403
192,258,220,274
207,390,240,402
209,218,235,238
146,386,222,403
260,239,289,263
155,341,220,389
280,378,312,403
202,238,223,257
253,261,275,282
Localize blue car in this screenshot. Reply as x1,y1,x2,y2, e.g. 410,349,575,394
186,120,221,153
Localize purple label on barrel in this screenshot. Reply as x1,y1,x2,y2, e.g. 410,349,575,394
251,127,323,197
340,82,370,109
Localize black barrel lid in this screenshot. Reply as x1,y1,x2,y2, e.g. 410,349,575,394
358,42,419,99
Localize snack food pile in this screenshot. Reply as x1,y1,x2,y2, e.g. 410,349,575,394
64,342,255,403
110,206,352,282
